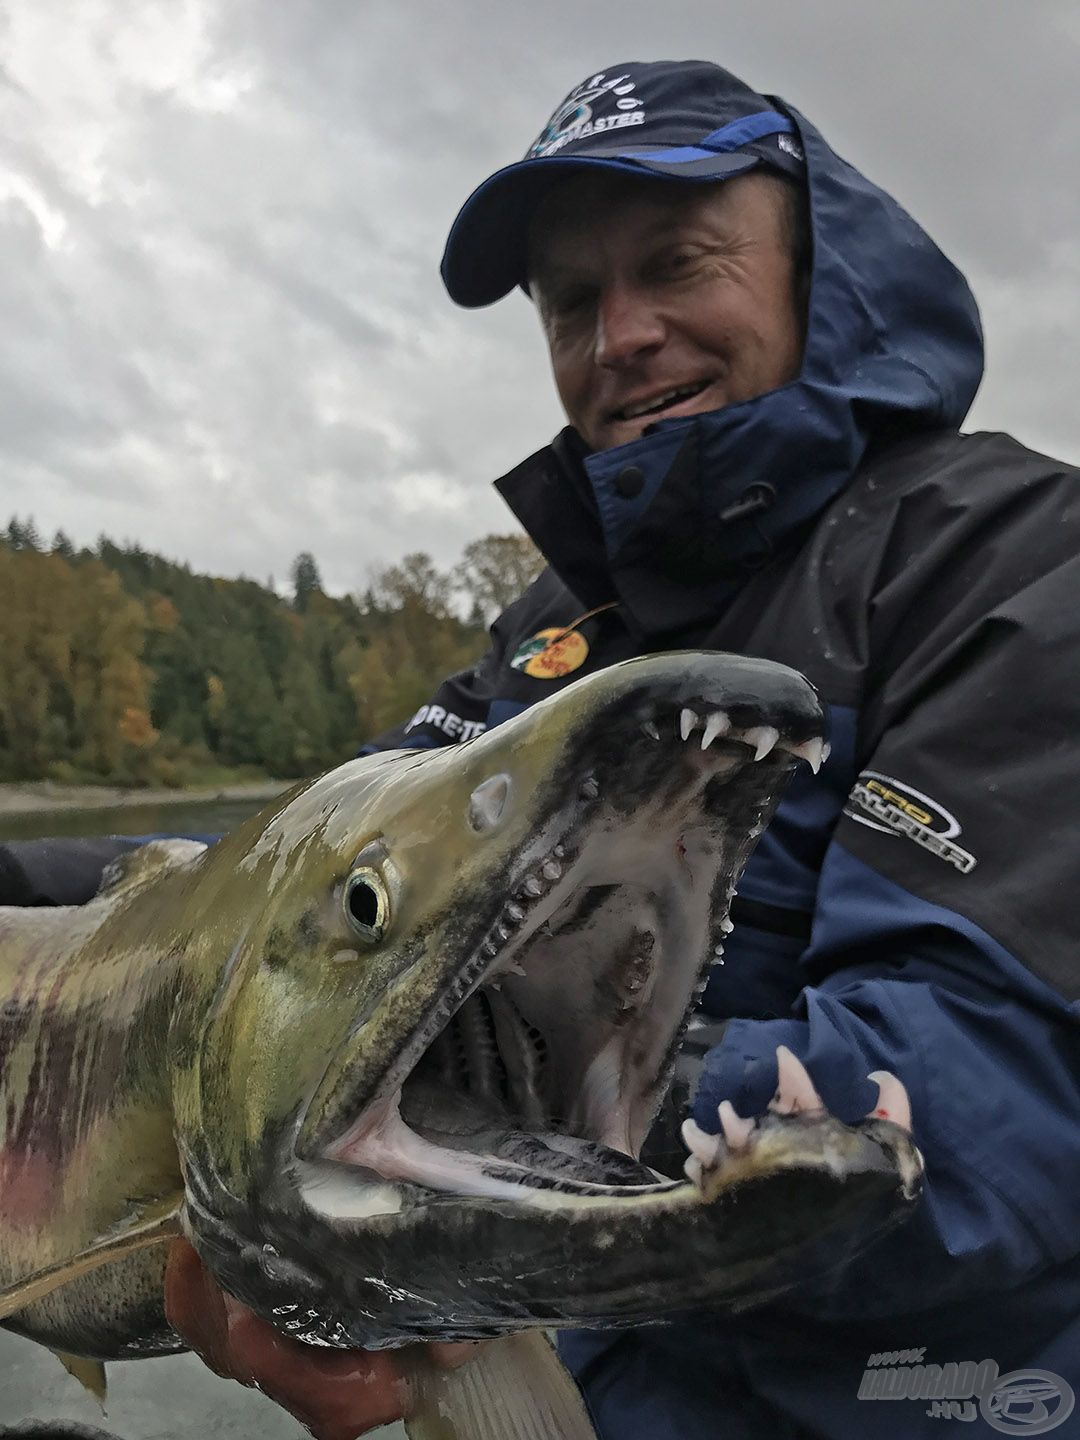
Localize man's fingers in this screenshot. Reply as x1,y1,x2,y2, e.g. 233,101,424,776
163,1237,409,1439
224,1308,407,1440
163,1237,238,1380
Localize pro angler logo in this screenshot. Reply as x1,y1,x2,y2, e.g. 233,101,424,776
529,71,645,157
845,771,977,874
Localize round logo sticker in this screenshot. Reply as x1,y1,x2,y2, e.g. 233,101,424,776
510,627,589,680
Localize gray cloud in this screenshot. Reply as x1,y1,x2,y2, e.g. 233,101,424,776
0,0,1076,594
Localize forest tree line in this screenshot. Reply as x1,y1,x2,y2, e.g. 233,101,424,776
0,519,542,786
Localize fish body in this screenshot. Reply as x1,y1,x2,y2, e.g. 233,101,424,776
0,653,920,1433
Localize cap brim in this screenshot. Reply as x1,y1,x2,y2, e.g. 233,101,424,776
440,149,762,309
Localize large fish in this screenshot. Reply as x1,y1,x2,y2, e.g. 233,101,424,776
0,653,921,1440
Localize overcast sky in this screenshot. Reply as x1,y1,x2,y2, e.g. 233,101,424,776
1,1,1077,594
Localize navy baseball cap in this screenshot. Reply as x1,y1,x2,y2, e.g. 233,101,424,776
441,60,805,309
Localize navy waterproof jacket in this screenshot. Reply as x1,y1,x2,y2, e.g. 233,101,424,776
359,101,1080,1438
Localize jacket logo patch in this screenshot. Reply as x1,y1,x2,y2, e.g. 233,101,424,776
404,705,486,742
510,627,589,679
845,771,977,873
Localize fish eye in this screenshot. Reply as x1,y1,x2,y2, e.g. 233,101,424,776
343,867,390,944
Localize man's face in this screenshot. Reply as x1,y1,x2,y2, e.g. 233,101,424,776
528,171,806,453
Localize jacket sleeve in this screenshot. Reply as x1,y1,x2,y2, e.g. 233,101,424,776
694,872,1080,1316
356,649,503,755
0,836,146,906
695,530,1080,1316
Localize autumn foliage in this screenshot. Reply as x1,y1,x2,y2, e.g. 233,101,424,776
0,522,542,786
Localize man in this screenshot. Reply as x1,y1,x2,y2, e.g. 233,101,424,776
11,60,1080,1439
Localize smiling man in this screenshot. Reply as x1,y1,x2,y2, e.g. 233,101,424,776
9,57,1080,1440
528,170,807,451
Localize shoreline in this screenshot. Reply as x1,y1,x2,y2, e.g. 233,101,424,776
0,779,292,817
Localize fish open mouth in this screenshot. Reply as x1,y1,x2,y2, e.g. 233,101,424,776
297,691,829,1219
181,655,921,1346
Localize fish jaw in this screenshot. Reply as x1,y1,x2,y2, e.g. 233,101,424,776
292,651,824,1166
178,653,916,1346
183,1109,920,1349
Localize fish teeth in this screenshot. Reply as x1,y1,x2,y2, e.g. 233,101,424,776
579,776,600,801
523,876,544,898
719,917,734,935
642,720,661,741
681,1117,722,1167
741,725,780,761
504,902,525,924
700,711,731,750
784,737,828,774
679,707,699,741
717,1100,756,1155
768,1045,826,1118
542,858,563,882
866,1070,913,1134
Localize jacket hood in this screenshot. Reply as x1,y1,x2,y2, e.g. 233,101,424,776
497,102,985,640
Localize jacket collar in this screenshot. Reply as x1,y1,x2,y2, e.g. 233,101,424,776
497,373,870,641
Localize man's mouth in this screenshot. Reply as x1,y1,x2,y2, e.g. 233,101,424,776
610,379,712,423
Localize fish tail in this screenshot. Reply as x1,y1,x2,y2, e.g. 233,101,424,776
403,1331,596,1440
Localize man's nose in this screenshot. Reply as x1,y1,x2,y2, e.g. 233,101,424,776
594,284,665,368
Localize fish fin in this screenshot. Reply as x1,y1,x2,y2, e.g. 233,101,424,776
403,1332,596,1440
97,839,207,897
0,1192,183,1321
52,1350,108,1408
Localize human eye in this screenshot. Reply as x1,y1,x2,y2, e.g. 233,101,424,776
654,244,702,280
550,283,593,317
539,281,595,335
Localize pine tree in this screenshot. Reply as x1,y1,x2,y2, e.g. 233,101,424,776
291,552,322,613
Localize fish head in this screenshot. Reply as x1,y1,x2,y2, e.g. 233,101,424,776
176,652,920,1347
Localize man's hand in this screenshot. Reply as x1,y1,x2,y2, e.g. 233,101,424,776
164,1238,475,1440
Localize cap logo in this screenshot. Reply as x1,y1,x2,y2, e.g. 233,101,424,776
529,71,645,158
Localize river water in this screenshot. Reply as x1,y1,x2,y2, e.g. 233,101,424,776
0,795,277,843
